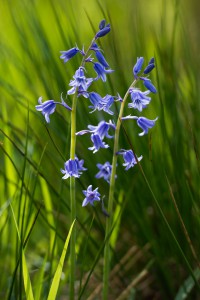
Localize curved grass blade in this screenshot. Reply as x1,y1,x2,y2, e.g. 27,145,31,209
175,268,200,300
47,219,76,300
10,203,34,300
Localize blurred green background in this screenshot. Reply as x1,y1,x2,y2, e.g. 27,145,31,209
0,0,200,299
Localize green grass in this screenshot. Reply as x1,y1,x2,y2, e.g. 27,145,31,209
0,0,200,299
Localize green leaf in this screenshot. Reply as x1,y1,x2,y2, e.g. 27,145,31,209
10,204,34,300
47,219,76,300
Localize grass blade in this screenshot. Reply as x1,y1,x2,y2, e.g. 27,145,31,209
47,219,76,300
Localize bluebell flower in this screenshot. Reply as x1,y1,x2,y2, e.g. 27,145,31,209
121,115,158,136
88,133,109,153
143,57,155,74
82,185,101,207
128,88,151,111
117,149,143,170
133,57,144,78
93,62,113,82
88,92,102,112
99,19,106,30
61,156,87,179
67,67,93,98
90,42,109,67
100,95,114,115
60,47,81,63
88,92,114,115
142,78,157,93
95,50,109,68
35,96,71,123
95,162,112,183
95,24,111,39
76,120,115,153
76,120,115,139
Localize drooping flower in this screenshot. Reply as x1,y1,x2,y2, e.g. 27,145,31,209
76,120,115,153
121,115,158,136
88,133,109,153
142,78,157,93
95,162,112,183
88,92,114,115
136,116,158,136
60,47,81,63
35,96,71,123
95,50,109,68
61,156,87,179
93,62,113,82
128,88,151,111
76,120,115,139
67,67,93,98
133,57,144,78
117,149,143,170
82,185,101,207
95,24,111,39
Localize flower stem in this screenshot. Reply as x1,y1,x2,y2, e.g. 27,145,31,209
103,79,137,299
69,38,95,299
69,93,78,300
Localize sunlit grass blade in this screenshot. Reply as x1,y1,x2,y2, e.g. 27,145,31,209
110,190,124,250
10,203,34,300
34,254,48,300
47,219,76,300
39,177,57,254
175,268,200,300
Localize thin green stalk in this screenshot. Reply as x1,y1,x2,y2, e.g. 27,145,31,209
69,38,95,300
69,93,78,300
103,79,137,299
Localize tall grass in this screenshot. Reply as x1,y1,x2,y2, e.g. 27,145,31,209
0,0,200,298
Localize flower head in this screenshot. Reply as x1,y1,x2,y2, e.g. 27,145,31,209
67,67,93,97
60,47,81,63
95,162,112,183
35,96,71,123
82,185,101,207
61,156,87,179
128,88,151,112
93,62,113,82
117,149,143,170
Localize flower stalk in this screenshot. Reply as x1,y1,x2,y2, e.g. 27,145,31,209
69,92,78,300
103,79,137,299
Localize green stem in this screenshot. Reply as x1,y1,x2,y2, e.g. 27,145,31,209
69,93,78,300
69,38,95,300
103,79,137,299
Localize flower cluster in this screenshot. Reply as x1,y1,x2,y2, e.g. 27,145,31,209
35,20,158,209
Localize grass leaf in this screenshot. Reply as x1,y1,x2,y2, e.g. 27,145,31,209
47,219,76,300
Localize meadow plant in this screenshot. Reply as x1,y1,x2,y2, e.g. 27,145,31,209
35,20,158,299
